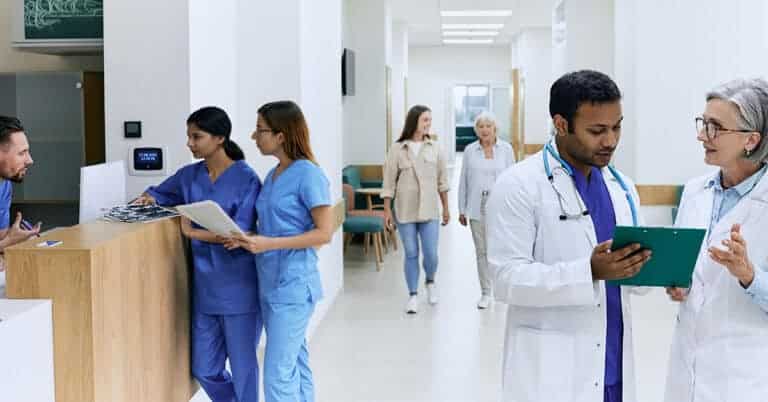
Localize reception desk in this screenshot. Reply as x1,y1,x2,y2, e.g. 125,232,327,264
5,218,197,402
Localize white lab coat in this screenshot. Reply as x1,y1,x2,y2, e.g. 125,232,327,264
664,172,768,402
486,147,643,402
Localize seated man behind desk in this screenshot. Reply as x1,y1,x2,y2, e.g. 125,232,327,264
0,116,38,279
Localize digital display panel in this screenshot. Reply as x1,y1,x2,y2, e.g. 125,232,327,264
133,147,163,171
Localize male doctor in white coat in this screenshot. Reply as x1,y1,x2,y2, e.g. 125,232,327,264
486,70,651,402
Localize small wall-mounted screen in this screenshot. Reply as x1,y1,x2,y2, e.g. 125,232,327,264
342,48,355,96
133,147,163,171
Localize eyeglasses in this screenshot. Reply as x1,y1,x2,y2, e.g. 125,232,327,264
695,117,754,140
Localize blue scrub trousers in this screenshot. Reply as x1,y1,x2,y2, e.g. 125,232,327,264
604,382,622,402
262,300,316,402
397,219,440,294
191,312,262,402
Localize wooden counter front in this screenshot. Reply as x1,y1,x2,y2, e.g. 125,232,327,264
5,218,196,402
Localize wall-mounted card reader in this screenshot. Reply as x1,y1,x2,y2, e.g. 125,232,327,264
124,121,142,138
128,146,168,176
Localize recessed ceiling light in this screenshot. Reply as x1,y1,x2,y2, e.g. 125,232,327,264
442,23,505,30
443,39,495,45
443,31,500,37
441,10,513,17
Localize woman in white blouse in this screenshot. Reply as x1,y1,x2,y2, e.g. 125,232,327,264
458,112,516,309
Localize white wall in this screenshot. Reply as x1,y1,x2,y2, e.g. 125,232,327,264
612,0,638,177
299,0,344,335
189,0,237,117
105,1,344,335
104,0,192,198
342,0,389,165
616,0,768,185
554,0,614,76
408,46,511,163
517,28,553,144
235,0,303,176
390,22,409,140
0,0,102,73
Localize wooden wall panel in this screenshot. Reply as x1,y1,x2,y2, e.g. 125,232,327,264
637,185,682,206
6,250,94,402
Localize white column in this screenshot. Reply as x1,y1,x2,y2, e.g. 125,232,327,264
342,0,390,165
299,0,345,335
104,0,194,198
391,22,408,140
235,0,303,175
553,0,615,75
517,28,553,144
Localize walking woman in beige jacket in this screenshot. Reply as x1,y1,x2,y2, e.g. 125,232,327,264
382,105,450,314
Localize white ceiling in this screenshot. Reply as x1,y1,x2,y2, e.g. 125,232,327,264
390,0,556,47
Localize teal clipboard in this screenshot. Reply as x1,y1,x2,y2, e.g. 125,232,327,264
607,226,706,288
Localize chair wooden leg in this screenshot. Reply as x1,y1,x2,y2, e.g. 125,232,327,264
343,233,353,254
376,232,385,263
373,233,382,271
363,233,370,255
382,226,390,252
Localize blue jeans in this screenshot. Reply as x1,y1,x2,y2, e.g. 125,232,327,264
397,219,439,294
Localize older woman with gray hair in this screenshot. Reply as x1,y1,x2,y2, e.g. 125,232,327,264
665,78,768,402
457,111,515,309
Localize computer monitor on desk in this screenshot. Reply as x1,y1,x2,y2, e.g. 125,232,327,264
79,161,127,224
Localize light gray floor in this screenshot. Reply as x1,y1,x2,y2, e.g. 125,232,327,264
192,155,680,402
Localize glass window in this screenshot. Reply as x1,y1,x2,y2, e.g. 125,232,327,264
454,84,490,126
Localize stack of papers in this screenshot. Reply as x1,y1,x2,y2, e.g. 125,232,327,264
175,200,245,237
102,204,179,223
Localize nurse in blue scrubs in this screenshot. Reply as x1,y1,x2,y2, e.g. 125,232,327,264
224,100,333,402
134,106,262,402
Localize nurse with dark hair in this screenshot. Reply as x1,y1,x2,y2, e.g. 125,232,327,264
135,106,263,402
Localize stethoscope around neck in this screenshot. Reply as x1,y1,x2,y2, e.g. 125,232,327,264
543,141,639,226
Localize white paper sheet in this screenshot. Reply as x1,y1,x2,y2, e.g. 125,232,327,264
174,200,245,237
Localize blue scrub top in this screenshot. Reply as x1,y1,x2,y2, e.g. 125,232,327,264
255,159,330,304
146,160,261,315
0,180,11,230
571,167,623,391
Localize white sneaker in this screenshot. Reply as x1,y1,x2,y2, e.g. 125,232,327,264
426,283,438,305
477,295,492,310
405,296,419,314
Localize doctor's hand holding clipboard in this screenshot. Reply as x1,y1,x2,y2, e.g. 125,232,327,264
590,239,652,280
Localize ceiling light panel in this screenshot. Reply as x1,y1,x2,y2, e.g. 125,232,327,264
440,10,514,18
442,31,500,37
443,39,495,45
442,23,505,30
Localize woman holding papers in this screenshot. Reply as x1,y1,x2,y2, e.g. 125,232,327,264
224,100,333,402
665,78,768,402
135,106,263,402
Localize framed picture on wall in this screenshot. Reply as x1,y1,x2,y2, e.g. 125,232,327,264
12,0,104,53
